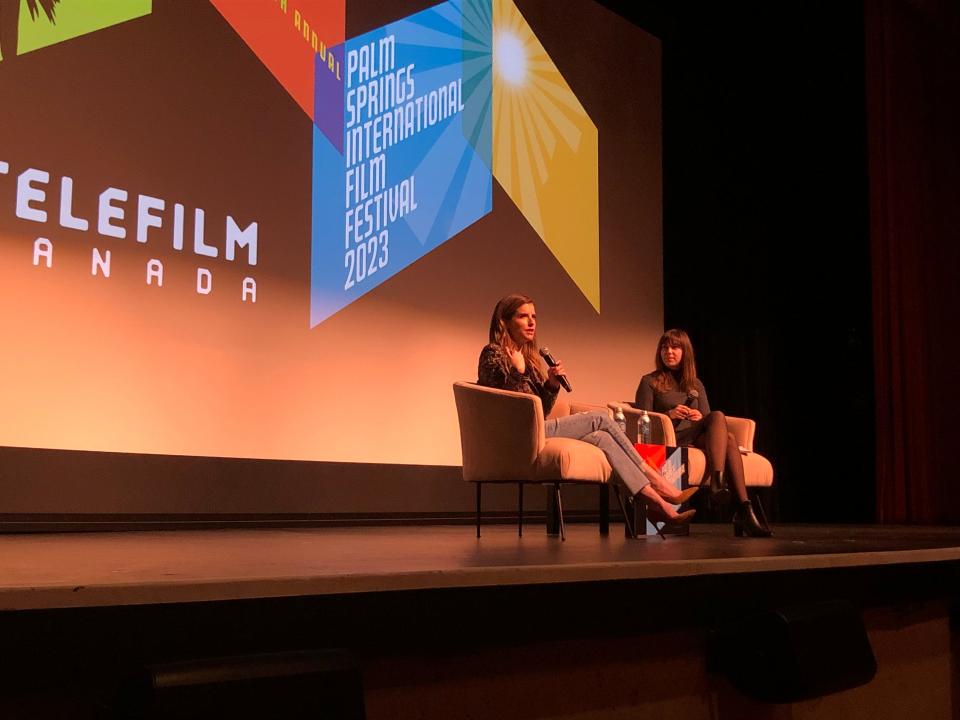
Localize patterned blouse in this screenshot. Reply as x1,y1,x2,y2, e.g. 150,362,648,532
477,343,558,416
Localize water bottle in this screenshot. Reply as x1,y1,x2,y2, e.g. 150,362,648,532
639,409,652,445
614,406,627,435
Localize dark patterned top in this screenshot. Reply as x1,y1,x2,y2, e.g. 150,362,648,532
477,343,558,416
635,372,710,445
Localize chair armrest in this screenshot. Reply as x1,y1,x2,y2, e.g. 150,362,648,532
452,382,546,482
725,416,756,452
609,403,676,446
569,401,612,417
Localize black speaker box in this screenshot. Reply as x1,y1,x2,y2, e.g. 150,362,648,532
707,599,877,703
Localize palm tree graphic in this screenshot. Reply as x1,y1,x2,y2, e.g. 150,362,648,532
0,0,60,61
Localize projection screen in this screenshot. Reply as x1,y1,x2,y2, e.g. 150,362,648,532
0,0,661,517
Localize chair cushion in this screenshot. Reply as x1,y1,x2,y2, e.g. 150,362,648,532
535,438,611,484
742,452,774,487
684,447,774,488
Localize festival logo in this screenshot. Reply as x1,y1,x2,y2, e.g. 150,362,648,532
216,0,597,325
310,0,493,325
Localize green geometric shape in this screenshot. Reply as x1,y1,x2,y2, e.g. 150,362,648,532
15,0,151,56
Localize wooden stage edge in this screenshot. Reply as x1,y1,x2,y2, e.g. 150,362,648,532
2,523,960,612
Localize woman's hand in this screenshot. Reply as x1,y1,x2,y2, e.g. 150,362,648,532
507,347,526,374
669,404,699,420
667,405,688,420
545,360,566,391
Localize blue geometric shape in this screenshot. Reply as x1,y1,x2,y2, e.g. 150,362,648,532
309,0,493,327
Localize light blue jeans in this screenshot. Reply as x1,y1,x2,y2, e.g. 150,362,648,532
545,411,650,495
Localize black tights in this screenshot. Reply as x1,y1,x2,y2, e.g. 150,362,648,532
684,411,748,504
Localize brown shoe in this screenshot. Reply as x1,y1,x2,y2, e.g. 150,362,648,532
645,506,696,538
660,485,701,505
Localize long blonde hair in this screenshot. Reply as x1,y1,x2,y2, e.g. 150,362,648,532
488,293,546,381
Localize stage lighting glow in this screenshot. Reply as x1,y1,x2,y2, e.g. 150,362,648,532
495,31,527,86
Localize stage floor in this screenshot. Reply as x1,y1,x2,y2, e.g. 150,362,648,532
2,523,960,611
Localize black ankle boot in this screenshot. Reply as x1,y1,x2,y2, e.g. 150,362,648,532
705,470,730,505
733,501,772,538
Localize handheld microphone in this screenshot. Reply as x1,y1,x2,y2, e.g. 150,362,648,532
539,347,572,393
687,388,699,408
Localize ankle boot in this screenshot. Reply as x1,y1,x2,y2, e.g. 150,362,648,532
705,470,730,505
733,501,772,538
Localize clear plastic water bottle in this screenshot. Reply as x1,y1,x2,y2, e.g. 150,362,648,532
639,409,652,445
614,406,627,435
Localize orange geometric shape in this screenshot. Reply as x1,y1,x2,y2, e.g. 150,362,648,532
210,0,344,120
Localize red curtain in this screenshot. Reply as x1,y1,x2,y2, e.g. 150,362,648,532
866,0,960,523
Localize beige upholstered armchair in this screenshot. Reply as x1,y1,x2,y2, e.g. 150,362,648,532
613,403,774,493
453,382,613,540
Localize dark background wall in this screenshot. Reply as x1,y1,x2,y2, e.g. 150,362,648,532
602,0,876,523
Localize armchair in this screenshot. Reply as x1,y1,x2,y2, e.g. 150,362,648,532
453,382,613,540
614,403,774,506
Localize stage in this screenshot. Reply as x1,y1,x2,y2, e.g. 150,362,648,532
3,523,960,611
1,523,959,718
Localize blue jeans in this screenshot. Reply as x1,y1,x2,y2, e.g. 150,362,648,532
545,411,649,495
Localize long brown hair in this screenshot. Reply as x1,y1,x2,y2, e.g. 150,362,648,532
651,329,698,394
488,293,546,381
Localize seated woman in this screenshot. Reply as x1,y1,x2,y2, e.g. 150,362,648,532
635,329,771,537
477,293,696,535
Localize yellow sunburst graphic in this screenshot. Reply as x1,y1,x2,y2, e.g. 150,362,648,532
493,0,600,311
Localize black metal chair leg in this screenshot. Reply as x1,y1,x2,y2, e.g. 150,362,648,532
599,485,609,536
476,483,481,538
546,485,560,536
752,492,770,530
554,483,566,541
613,487,636,538
518,483,524,537
634,500,650,538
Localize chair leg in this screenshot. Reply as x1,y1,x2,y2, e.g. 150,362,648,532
614,487,636,538
599,485,610,536
546,486,560,536
518,482,523,537
554,483,566,541
476,483,481,539
752,491,770,530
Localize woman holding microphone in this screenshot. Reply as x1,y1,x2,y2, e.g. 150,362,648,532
477,293,696,534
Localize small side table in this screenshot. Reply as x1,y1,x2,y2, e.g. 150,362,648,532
634,443,691,536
